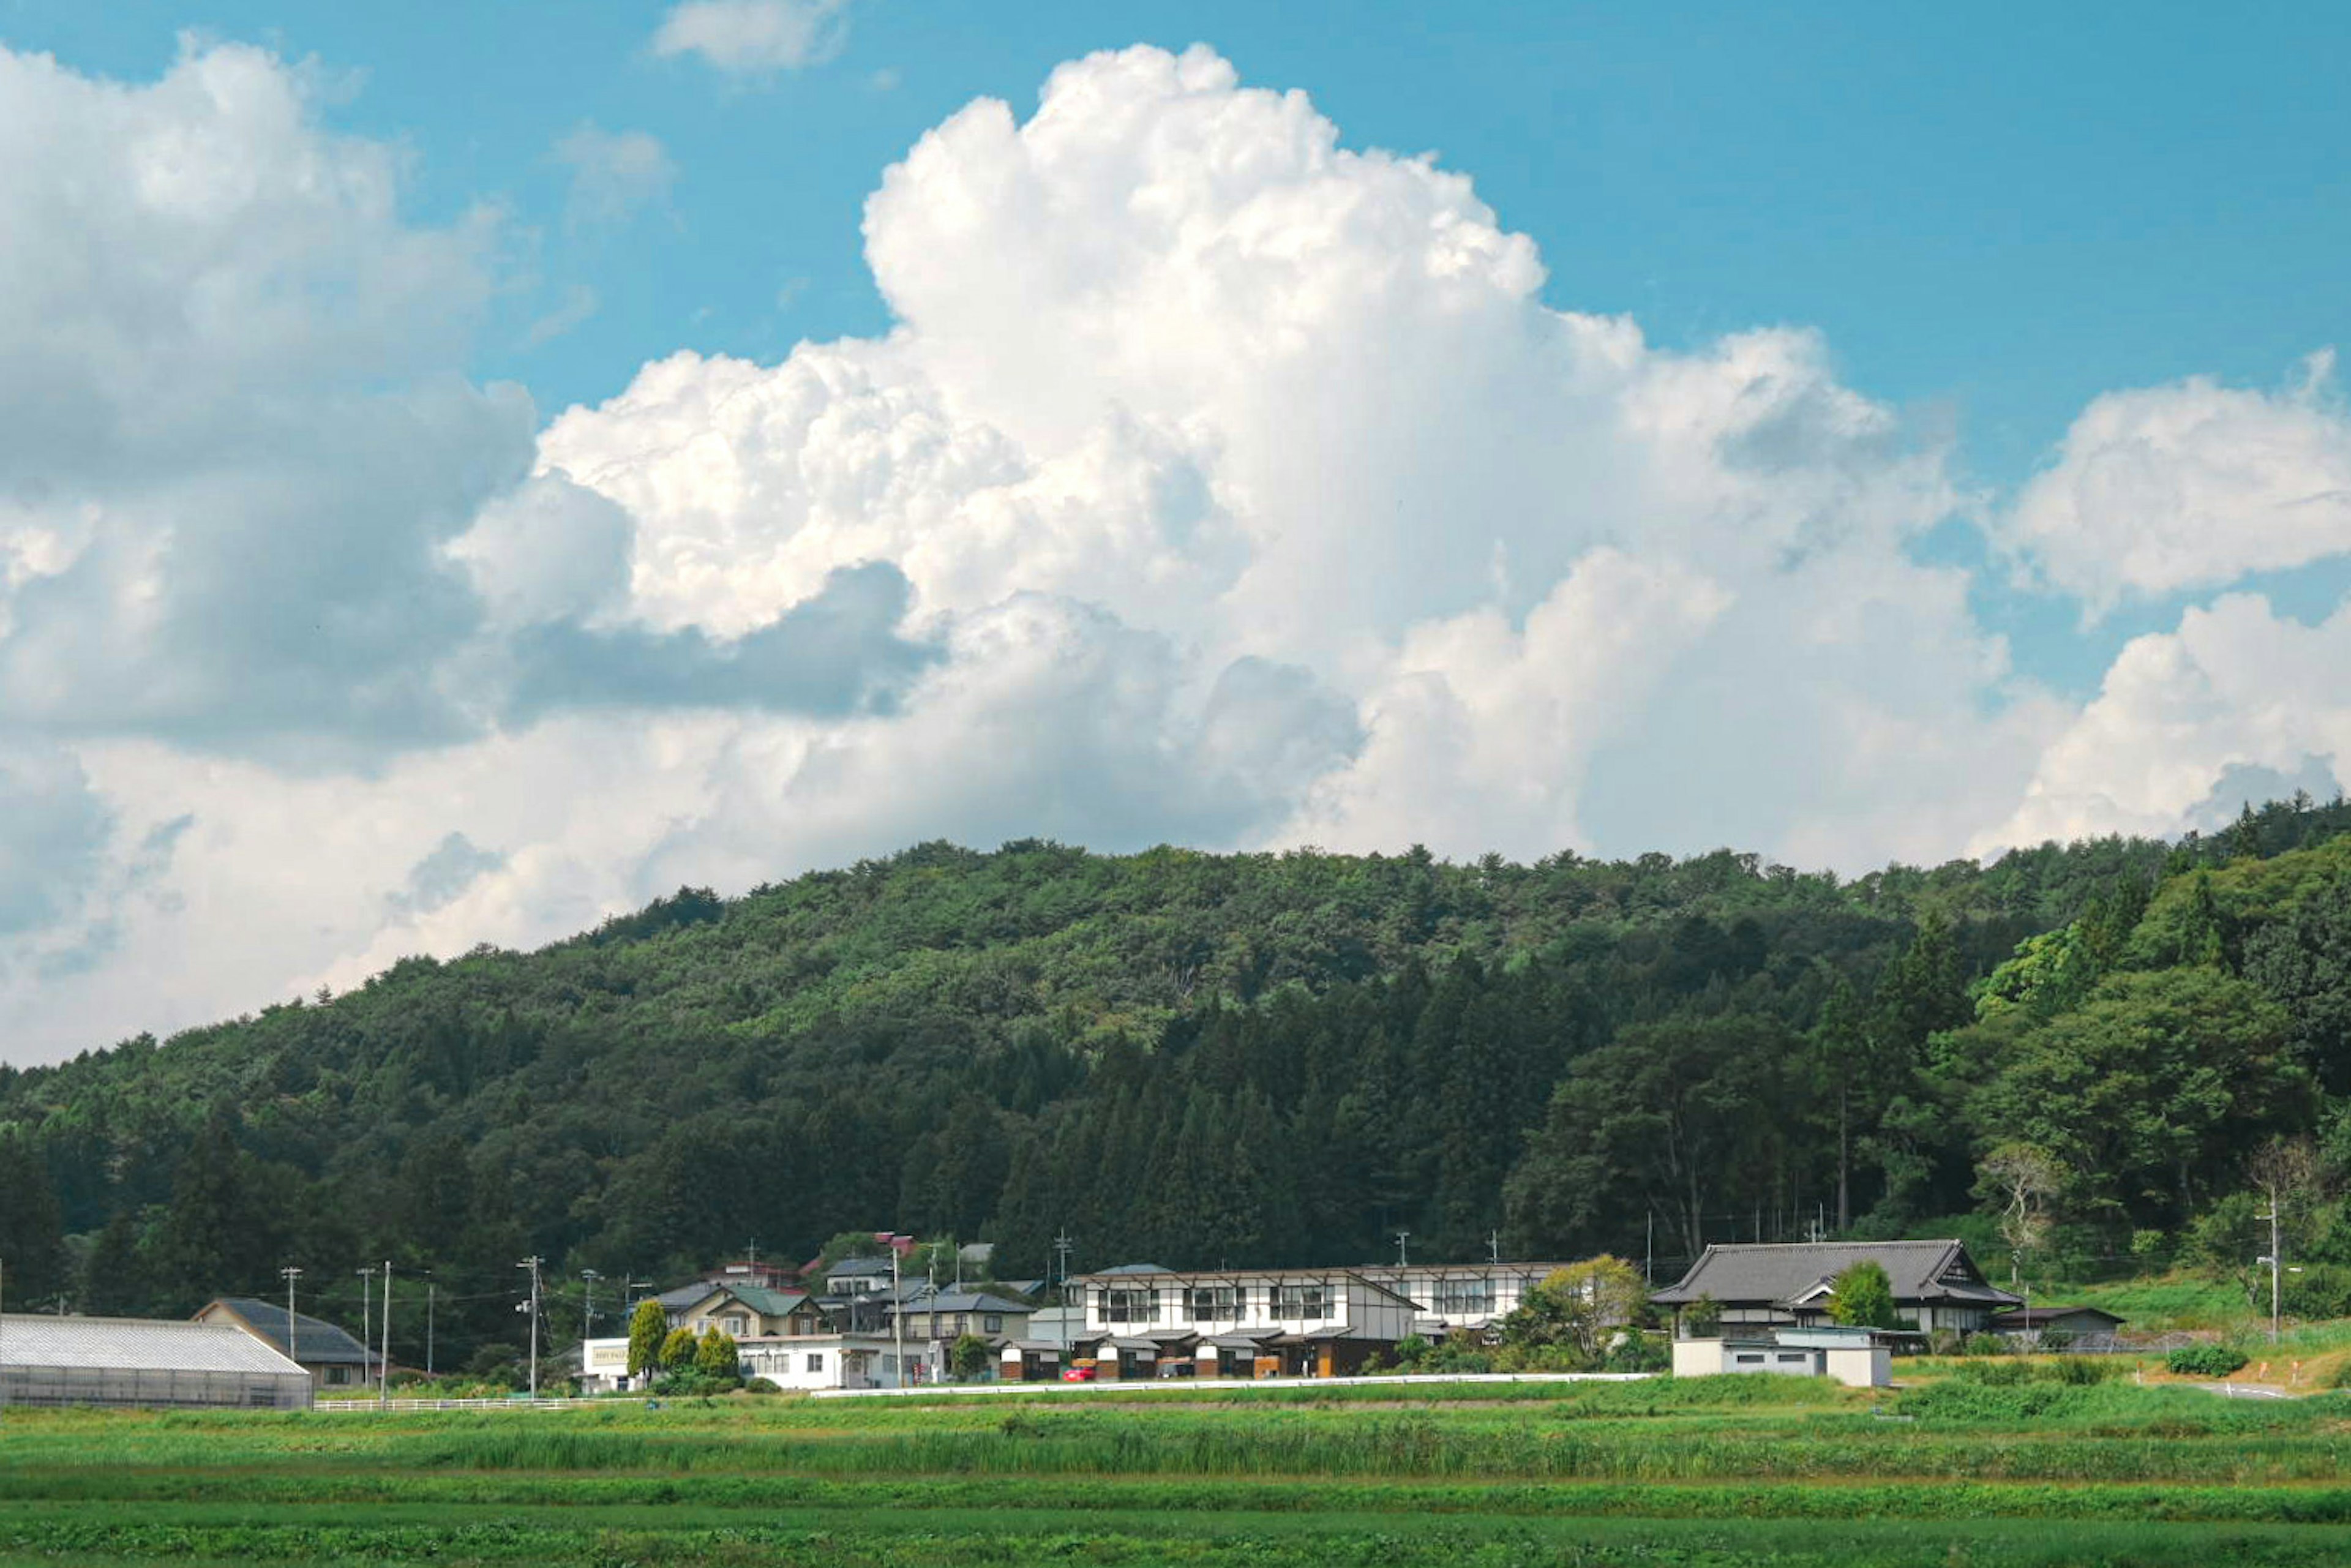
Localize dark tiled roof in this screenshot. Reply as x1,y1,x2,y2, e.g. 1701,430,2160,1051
206,1299,375,1366
1651,1240,2022,1310
1989,1306,2126,1329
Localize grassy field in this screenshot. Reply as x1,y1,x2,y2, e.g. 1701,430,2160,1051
6,1375,2351,1565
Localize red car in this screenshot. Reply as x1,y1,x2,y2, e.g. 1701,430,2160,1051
1060,1364,1097,1382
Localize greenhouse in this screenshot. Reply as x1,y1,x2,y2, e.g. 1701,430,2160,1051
0,1314,312,1410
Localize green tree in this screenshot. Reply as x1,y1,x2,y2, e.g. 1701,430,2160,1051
1501,1256,1649,1362
625,1299,667,1378
0,1136,68,1308
694,1327,740,1381
659,1326,700,1370
950,1332,992,1381
1828,1260,1899,1328
1959,969,2311,1226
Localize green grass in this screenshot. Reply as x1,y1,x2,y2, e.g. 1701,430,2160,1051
6,1379,2351,1564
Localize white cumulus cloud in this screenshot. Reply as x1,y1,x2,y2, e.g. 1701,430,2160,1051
2003,351,2351,618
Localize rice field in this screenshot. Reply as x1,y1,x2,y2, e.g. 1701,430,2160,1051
5,1375,2350,1565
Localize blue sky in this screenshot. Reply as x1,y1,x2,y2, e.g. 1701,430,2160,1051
1,1,2348,1059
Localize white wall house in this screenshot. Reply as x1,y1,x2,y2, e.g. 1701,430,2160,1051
579,1334,930,1393
1076,1267,1423,1342
1350,1263,1577,1335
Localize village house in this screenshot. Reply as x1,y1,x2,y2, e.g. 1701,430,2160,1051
1989,1305,2127,1346
675,1282,828,1340
195,1297,377,1394
893,1286,1032,1346
1065,1263,1425,1378
1351,1261,1579,1337
1651,1239,2021,1337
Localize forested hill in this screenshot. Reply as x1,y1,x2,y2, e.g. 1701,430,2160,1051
3,796,2350,1370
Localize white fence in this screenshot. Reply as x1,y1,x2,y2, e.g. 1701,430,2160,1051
315,1396,594,1412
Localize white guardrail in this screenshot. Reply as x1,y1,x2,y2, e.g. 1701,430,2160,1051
315,1397,596,1411
812,1371,1659,1399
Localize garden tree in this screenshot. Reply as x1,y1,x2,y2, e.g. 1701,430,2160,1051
1956,969,2312,1227
1975,1142,2064,1274
1828,1260,1899,1328
1684,1294,1723,1337
1501,1256,1649,1362
658,1327,699,1371
625,1299,667,1378
950,1332,992,1381
693,1327,740,1381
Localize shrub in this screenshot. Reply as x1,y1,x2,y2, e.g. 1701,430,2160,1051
1962,1332,2008,1356
1604,1332,1670,1373
1683,1294,1723,1337
2165,1343,2249,1376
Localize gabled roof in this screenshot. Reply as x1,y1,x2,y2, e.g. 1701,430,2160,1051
202,1299,375,1366
697,1284,810,1319
1651,1239,2022,1310
1989,1305,2126,1329
902,1289,1031,1314
657,1281,722,1311
1090,1262,1174,1276
5,1314,307,1376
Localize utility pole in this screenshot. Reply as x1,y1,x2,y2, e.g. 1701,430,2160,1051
2,1255,10,1419
1488,1231,1501,1266
891,1248,907,1388
1052,1232,1074,1352
380,1262,393,1405
357,1266,375,1391
1394,1231,1409,1267
520,1257,542,1398
580,1270,601,1341
2259,1201,2283,1345
280,1267,302,1379
426,1277,437,1379
1644,1212,1654,1288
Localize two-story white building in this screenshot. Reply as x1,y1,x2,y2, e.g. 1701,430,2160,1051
1067,1264,1425,1378
1349,1262,1578,1338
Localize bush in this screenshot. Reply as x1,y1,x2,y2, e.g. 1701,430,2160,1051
1604,1332,1670,1373
2165,1343,2249,1376
1962,1332,2008,1356
1682,1294,1723,1338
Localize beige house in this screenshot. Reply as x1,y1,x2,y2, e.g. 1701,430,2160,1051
677,1284,827,1340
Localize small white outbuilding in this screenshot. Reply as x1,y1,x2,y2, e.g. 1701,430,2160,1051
1671,1326,1891,1388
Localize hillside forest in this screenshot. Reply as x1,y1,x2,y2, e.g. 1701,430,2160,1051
6,795,2351,1373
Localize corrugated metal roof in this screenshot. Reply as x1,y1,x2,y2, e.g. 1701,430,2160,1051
1,1315,307,1376
204,1299,373,1365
